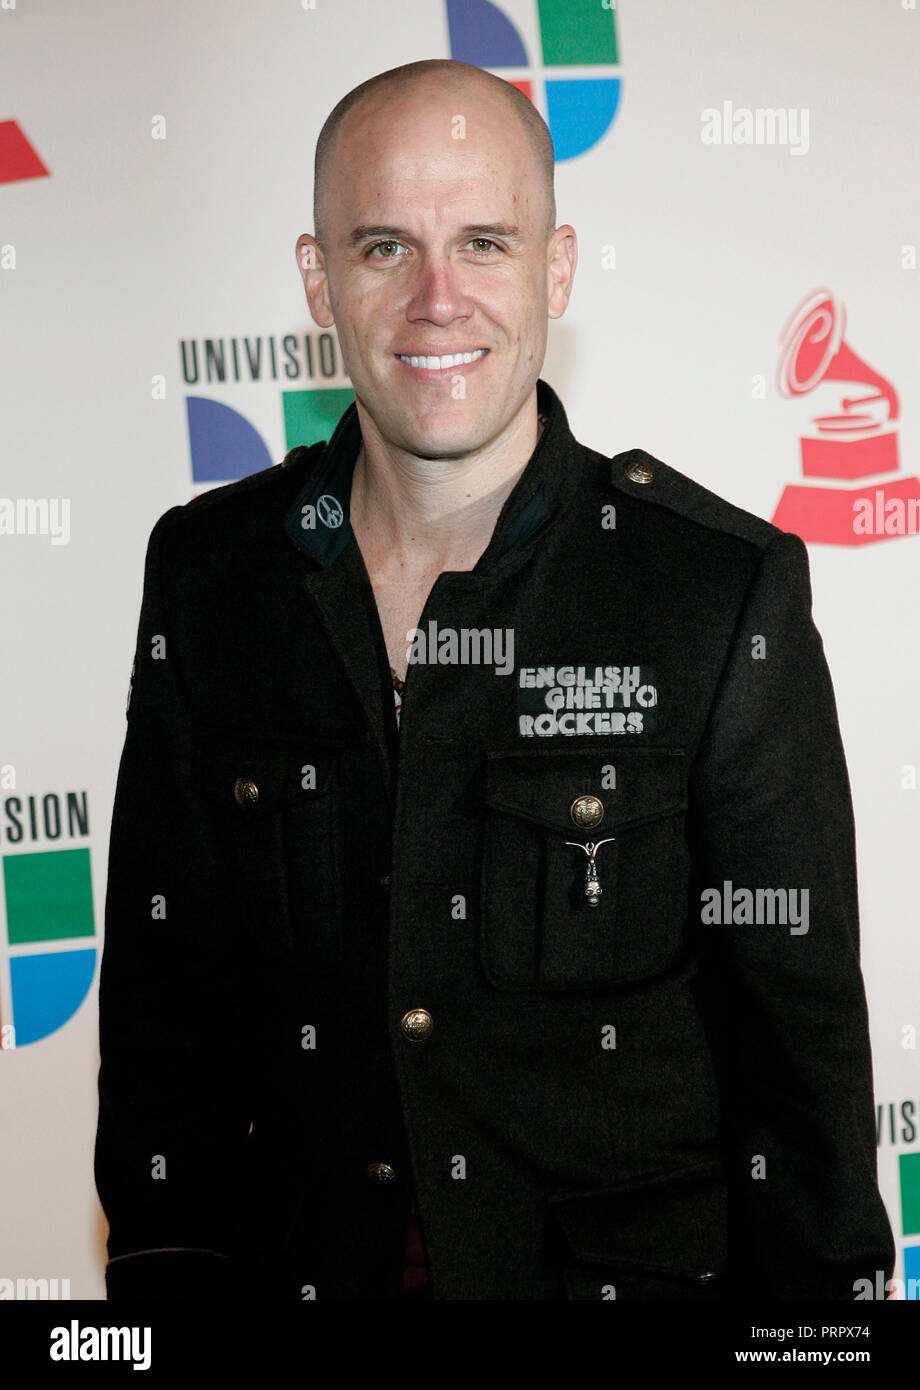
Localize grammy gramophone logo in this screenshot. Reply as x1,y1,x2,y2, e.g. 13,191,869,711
772,289,920,544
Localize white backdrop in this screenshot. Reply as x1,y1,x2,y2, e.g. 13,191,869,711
0,0,917,1300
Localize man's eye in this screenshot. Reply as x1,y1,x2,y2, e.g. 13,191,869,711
469,238,497,252
368,240,404,258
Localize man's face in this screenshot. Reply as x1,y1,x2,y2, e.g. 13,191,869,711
297,80,576,460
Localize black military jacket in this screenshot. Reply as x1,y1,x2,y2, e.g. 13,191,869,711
95,378,894,1300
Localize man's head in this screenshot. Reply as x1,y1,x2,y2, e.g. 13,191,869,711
312,61,557,249
296,59,577,462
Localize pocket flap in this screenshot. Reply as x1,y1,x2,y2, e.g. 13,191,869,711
189,731,345,811
546,1162,727,1277
483,746,686,834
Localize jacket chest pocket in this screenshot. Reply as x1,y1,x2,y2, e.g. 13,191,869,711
189,732,345,965
479,746,688,990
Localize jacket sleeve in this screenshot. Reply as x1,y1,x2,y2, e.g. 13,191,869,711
687,529,895,1299
94,509,250,1300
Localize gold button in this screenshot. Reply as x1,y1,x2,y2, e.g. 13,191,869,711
233,777,259,806
378,874,391,890
367,1162,398,1182
401,1008,433,1041
624,458,654,484
570,794,604,829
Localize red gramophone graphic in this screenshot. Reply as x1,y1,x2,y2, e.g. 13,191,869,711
772,289,920,544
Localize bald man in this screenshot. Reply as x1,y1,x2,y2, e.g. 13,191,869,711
95,59,894,1301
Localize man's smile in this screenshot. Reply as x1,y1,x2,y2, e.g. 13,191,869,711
396,348,489,372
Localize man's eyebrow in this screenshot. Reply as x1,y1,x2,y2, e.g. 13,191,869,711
345,222,524,247
346,225,407,247
459,223,523,242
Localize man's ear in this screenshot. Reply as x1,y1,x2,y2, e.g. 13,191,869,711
547,225,577,320
295,233,334,328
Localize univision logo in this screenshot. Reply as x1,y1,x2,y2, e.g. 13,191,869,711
875,1104,920,1298
0,787,96,1049
446,0,622,161
179,331,354,487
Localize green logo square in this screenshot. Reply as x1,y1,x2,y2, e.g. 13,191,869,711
4,848,95,944
899,1152,920,1236
283,388,354,452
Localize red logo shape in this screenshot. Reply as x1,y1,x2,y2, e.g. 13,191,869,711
772,289,920,544
0,120,50,184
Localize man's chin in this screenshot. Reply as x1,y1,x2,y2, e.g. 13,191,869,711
398,433,487,462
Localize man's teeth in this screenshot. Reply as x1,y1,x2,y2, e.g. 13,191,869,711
398,349,486,369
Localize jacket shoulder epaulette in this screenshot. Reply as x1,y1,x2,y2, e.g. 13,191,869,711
604,446,782,552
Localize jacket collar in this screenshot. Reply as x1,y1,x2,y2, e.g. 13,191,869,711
283,378,578,575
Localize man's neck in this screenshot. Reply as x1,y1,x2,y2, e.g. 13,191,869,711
349,390,543,577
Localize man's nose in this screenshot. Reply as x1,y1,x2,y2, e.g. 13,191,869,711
405,256,474,325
